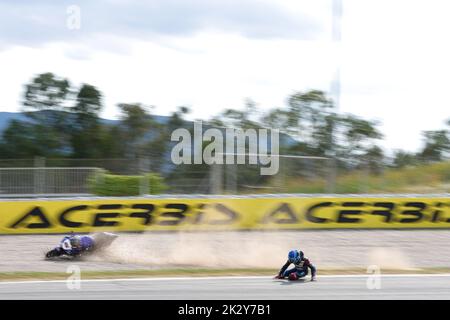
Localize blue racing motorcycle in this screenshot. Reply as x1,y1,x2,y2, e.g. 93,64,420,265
45,232,118,260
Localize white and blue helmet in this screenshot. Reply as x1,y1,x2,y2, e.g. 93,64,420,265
288,250,303,264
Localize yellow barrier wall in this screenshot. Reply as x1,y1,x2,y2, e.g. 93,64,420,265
0,197,449,234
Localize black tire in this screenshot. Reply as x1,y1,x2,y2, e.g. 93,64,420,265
45,249,61,259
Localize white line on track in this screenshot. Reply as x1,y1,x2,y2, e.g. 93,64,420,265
1,273,450,285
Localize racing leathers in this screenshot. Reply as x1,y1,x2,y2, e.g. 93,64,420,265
277,253,317,281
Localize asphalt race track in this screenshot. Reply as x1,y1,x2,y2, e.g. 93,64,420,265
0,274,449,299
3,231,450,273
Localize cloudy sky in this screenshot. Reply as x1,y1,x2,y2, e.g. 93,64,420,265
0,0,449,153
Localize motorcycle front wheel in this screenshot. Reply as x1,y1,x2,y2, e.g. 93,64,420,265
45,249,61,259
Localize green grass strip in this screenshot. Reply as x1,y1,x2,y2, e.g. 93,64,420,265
1,267,450,281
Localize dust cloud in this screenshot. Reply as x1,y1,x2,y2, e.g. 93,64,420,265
92,231,293,268
367,248,415,270
90,231,424,271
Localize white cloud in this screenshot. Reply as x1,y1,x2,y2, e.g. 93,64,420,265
0,0,324,50
0,0,449,154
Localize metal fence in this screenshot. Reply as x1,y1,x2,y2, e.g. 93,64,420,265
210,156,335,194
0,157,448,196
0,156,335,196
0,167,99,196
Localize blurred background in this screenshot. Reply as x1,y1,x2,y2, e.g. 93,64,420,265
0,84,448,197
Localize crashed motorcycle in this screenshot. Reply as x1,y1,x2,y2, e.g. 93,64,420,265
45,232,118,260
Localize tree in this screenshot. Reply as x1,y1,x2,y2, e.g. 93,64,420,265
141,106,190,174
338,114,383,169
286,90,332,132
22,72,71,127
419,130,450,162
21,73,72,155
95,124,126,158
285,90,339,157
151,106,191,173
363,145,385,174
0,120,41,157
72,84,102,117
212,99,260,130
392,150,418,168
118,103,154,160
260,107,289,131
69,84,103,158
